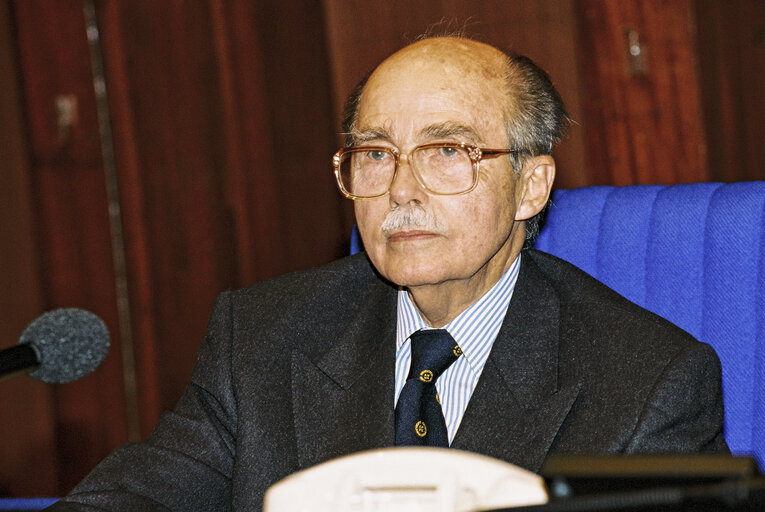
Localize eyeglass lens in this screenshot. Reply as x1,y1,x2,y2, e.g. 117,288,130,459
339,145,474,197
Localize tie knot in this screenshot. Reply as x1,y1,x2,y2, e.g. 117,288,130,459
407,329,461,383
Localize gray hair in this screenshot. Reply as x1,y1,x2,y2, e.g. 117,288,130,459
500,52,570,241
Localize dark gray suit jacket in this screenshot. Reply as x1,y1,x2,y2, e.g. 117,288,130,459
50,250,727,511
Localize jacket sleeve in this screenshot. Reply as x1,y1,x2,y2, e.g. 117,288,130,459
625,341,729,454
46,292,238,512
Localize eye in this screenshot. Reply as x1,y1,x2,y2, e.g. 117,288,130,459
368,150,388,161
439,146,459,157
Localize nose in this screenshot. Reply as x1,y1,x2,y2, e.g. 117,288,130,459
388,155,427,207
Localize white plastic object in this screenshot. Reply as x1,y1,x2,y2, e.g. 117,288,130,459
263,447,548,512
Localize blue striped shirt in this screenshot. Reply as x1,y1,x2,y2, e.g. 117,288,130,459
394,254,522,444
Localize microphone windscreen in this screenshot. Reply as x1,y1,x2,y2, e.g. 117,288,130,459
20,308,110,384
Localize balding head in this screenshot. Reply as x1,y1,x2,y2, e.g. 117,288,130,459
370,37,510,93
343,36,568,171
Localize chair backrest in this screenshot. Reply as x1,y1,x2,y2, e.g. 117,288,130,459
534,182,765,465
0,498,59,511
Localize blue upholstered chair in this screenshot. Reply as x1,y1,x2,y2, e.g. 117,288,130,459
534,182,765,466
0,498,58,511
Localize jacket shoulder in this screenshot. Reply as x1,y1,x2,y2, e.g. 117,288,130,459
524,248,698,344
522,250,726,453
215,254,395,356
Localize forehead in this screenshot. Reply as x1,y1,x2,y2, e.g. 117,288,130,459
355,39,509,145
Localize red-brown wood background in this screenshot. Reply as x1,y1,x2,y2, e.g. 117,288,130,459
0,0,762,497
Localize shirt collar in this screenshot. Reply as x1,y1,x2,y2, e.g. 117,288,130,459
396,254,522,369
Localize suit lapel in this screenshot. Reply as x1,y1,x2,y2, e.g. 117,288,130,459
291,276,397,469
453,253,581,472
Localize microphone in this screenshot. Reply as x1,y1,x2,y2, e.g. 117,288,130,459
0,308,110,383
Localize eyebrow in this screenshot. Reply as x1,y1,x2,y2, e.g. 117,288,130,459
349,128,393,145
420,122,484,144
350,122,485,146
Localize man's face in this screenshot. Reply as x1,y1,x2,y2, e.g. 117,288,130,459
353,40,528,293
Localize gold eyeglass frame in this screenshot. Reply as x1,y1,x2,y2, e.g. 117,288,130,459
332,142,522,200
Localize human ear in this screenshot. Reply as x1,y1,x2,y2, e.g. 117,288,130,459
514,155,556,221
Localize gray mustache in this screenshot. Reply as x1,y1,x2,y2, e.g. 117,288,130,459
381,206,442,234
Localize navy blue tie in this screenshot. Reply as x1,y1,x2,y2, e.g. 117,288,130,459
395,329,462,447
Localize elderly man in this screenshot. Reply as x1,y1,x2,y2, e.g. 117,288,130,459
49,36,726,512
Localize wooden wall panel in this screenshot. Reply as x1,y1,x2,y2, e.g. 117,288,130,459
575,0,710,185
91,0,160,437
96,0,346,427
98,0,242,424
5,0,347,494
694,0,765,181
246,0,350,267
11,0,128,493
0,2,60,497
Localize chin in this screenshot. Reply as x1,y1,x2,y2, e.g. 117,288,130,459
368,244,458,286
378,262,454,288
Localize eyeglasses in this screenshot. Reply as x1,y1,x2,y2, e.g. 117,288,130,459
332,143,522,200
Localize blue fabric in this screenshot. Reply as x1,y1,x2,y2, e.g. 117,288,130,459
0,498,59,511
536,186,612,276
644,183,722,339
350,224,363,255
596,185,664,305
535,182,765,466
